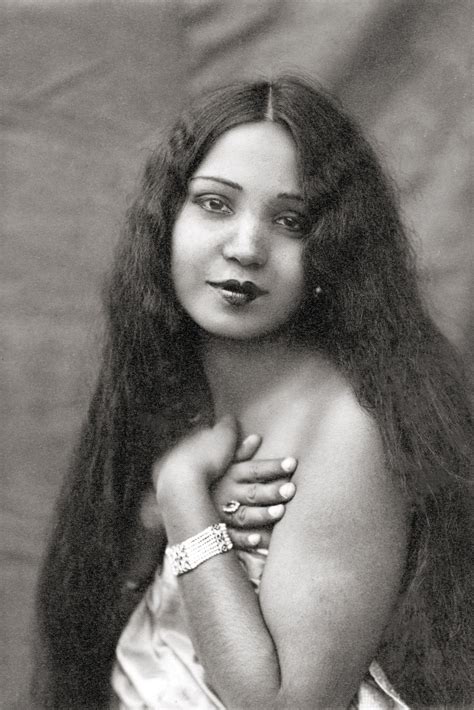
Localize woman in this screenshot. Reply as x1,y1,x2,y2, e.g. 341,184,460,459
35,76,473,708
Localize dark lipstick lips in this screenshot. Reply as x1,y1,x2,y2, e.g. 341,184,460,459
208,279,267,300
208,279,267,298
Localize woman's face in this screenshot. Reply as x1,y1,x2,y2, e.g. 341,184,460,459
171,121,307,340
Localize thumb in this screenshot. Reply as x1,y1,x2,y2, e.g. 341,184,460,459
234,433,262,462
205,415,240,479
213,414,239,453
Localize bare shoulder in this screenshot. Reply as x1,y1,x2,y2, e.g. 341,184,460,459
315,376,381,453
260,361,409,633
259,364,410,706
275,357,409,555
296,357,381,454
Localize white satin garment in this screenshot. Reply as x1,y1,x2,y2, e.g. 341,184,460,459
112,550,409,709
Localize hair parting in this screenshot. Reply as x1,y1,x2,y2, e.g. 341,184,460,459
264,82,274,120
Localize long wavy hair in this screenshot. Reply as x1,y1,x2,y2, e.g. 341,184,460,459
34,76,473,708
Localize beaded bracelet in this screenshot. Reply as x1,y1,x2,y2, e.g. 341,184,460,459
165,523,233,576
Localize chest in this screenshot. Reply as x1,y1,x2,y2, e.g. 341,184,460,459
210,351,346,460
237,385,326,460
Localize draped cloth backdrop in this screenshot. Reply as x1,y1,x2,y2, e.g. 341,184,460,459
1,0,472,704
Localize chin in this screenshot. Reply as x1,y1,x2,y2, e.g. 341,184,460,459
204,326,266,340
198,317,294,342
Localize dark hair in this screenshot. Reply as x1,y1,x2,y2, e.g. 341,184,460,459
34,76,473,708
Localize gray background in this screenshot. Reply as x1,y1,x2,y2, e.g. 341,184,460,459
2,0,472,705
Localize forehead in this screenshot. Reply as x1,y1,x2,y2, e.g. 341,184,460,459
193,122,300,192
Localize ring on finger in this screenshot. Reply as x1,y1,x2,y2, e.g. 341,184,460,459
222,500,241,514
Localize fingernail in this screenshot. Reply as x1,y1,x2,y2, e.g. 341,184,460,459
279,482,295,499
248,533,261,546
268,504,284,519
244,434,261,446
281,457,297,473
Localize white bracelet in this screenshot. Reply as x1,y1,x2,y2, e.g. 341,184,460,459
165,523,233,576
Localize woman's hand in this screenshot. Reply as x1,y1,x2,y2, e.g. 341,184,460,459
154,416,297,546
153,415,240,494
125,418,297,590
123,418,239,595
211,432,297,550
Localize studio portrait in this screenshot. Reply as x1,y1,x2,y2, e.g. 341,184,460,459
2,1,473,708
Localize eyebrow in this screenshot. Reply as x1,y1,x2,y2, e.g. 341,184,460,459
277,191,305,203
189,176,304,202
189,176,242,191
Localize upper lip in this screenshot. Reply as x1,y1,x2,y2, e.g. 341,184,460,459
207,279,268,298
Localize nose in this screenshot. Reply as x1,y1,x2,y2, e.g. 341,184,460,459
222,214,267,268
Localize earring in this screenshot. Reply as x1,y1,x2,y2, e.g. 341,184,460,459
314,286,323,296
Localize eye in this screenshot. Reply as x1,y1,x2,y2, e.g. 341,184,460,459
275,213,306,233
194,195,233,214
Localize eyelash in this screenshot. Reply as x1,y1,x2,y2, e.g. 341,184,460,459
275,214,305,232
194,195,232,214
192,195,306,234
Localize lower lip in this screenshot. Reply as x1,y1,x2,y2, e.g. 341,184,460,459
210,286,257,306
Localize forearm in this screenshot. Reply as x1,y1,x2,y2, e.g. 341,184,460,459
162,483,282,709
151,414,408,709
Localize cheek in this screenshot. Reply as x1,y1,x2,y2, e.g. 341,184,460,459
171,222,212,307
171,225,190,300
171,212,212,266
171,223,197,280
278,246,305,300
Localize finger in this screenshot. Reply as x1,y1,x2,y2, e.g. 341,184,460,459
203,415,240,480
234,433,262,463
223,503,286,528
232,456,297,483
227,528,272,551
240,480,296,507
212,415,239,452
217,479,296,509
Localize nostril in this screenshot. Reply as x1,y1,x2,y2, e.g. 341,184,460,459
222,223,267,266
224,241,267,267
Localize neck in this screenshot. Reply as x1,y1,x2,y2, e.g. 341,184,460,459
202,332,311,418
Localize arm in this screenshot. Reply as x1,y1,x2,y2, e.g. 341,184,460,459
155,417,282,707
156,401,409,709
258,394,409,706
123,433,296,593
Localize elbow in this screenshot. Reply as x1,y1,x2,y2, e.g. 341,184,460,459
273,690,312,710
219,683,281,710
273,692,342,710
273,678,359,710
215,663,356,709
213,651,281,710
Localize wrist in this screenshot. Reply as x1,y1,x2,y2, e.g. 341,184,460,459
166,523,233,576
158,472,217,545
155,463,206,501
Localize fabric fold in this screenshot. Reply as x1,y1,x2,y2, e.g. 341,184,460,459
112,551,409,709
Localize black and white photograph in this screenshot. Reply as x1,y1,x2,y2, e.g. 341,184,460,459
2,1,473,708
